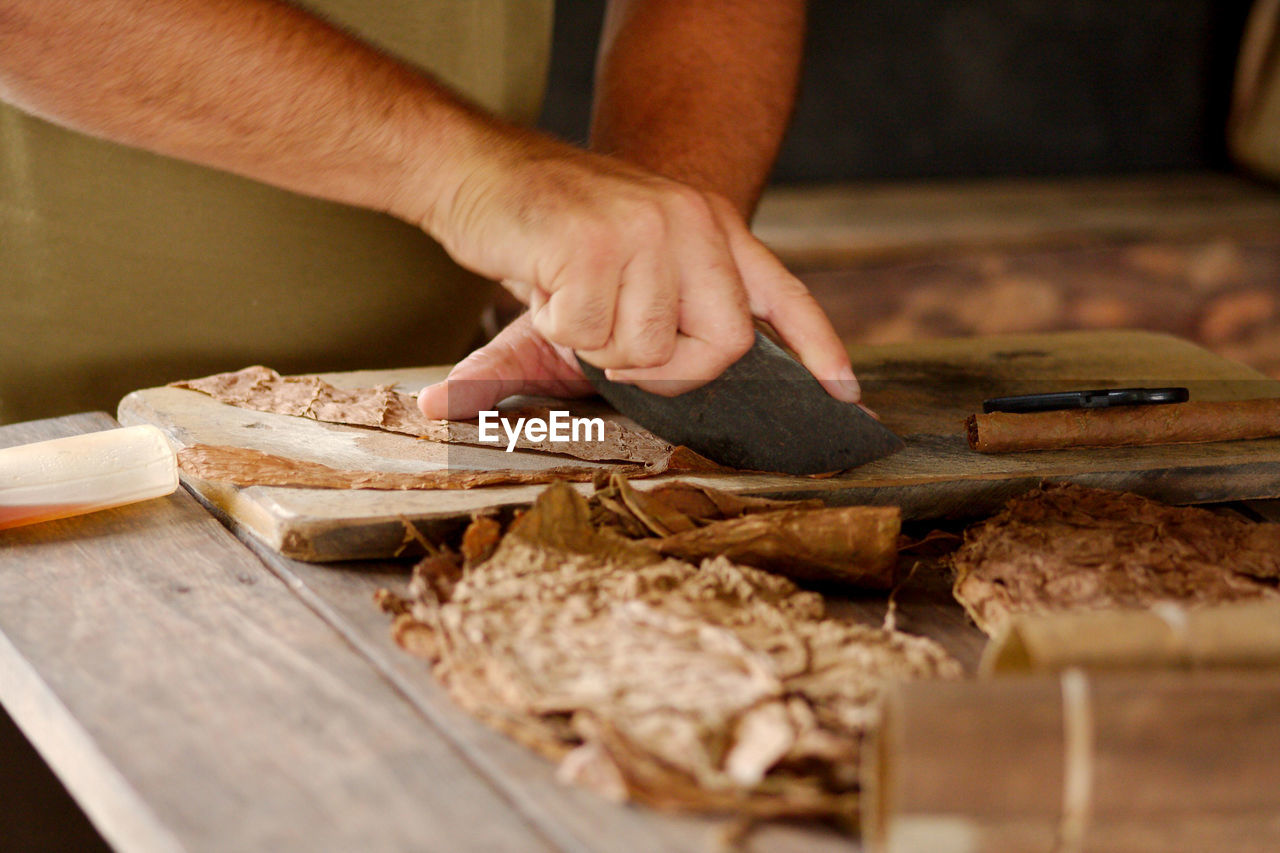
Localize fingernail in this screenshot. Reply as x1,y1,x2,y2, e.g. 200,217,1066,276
833,366,861,402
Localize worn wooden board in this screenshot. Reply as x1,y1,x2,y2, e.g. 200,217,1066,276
0,413,562,853
118,330,1280,561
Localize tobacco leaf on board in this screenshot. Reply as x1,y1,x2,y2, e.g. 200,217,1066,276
381,480,959,819
952,483,1280,636
176,444,671,490
172,365,674,464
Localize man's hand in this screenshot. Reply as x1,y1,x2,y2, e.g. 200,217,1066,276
423,136,752,387
417,0,856,421
414,129,859,416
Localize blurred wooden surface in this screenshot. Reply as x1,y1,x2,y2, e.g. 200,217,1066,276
756,173,1280,379
756,172,1280,266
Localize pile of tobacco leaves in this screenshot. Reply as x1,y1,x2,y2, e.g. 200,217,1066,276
378,474,959,819
953,483,1280,636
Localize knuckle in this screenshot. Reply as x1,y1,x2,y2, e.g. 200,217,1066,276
625,317,677,368
775,272,814,297
565,219,617,258
560,320,612,351
626,201,667,244
534,299,612,351
665,184,715,225
540,322,610,352
723,322,756,360
571,236,619,275
546,250,619,300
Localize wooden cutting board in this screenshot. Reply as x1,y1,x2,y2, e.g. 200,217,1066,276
118,330,1280,561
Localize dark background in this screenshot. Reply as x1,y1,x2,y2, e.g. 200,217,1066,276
539,0,1256,182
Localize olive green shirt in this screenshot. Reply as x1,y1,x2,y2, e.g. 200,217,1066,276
0,0,553,423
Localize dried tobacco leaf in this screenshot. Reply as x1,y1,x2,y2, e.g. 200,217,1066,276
177,444,657,490
408,550,464,603
597,473,695,536
641,480,821,522
460,515,502,566
953,483,1280,636
173,365,674,464
373,588,411,617
390,481,958,818
584,472,884,589
590,473,822,538
647,505,901,587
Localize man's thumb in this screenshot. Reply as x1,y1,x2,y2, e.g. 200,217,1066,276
417,312,591,420
417,353,524,420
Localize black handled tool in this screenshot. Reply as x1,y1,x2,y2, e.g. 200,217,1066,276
982,387,1189,414
579,331,905,475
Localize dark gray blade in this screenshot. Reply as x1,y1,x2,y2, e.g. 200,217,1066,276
578,331,905,474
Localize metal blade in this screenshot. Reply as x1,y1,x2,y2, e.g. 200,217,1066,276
578,331,905,474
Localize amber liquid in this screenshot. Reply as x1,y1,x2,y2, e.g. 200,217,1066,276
0,503,95,530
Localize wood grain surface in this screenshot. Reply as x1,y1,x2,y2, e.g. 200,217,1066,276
0,414,560,853
204,496,886,853
119,330,1280,561
869,670,1280,852
6,414,1275,852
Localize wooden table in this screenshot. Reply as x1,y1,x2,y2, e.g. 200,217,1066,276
6,413,979,853
19,414,1271,852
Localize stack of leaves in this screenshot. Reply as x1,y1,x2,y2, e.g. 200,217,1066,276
379,477,959,818
953,483,1280,636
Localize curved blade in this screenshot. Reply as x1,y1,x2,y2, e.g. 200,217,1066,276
578,332,904,475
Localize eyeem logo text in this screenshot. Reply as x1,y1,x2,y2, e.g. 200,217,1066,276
477,410,605,452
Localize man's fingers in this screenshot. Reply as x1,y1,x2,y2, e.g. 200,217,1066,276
500,278,532,303
575,254,679,369
604,333,743,395
417,313,592,420
528,242,623,351
722,213,860,403
603,202,753,390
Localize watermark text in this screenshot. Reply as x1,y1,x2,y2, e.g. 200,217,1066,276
477,410,605,452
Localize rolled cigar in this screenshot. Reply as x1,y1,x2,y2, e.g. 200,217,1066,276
966,398,1280,453
981,601,1280,674
864,671,1280,853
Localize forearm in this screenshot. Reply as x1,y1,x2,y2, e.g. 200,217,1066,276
0,0,481,224
591,0,806,217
